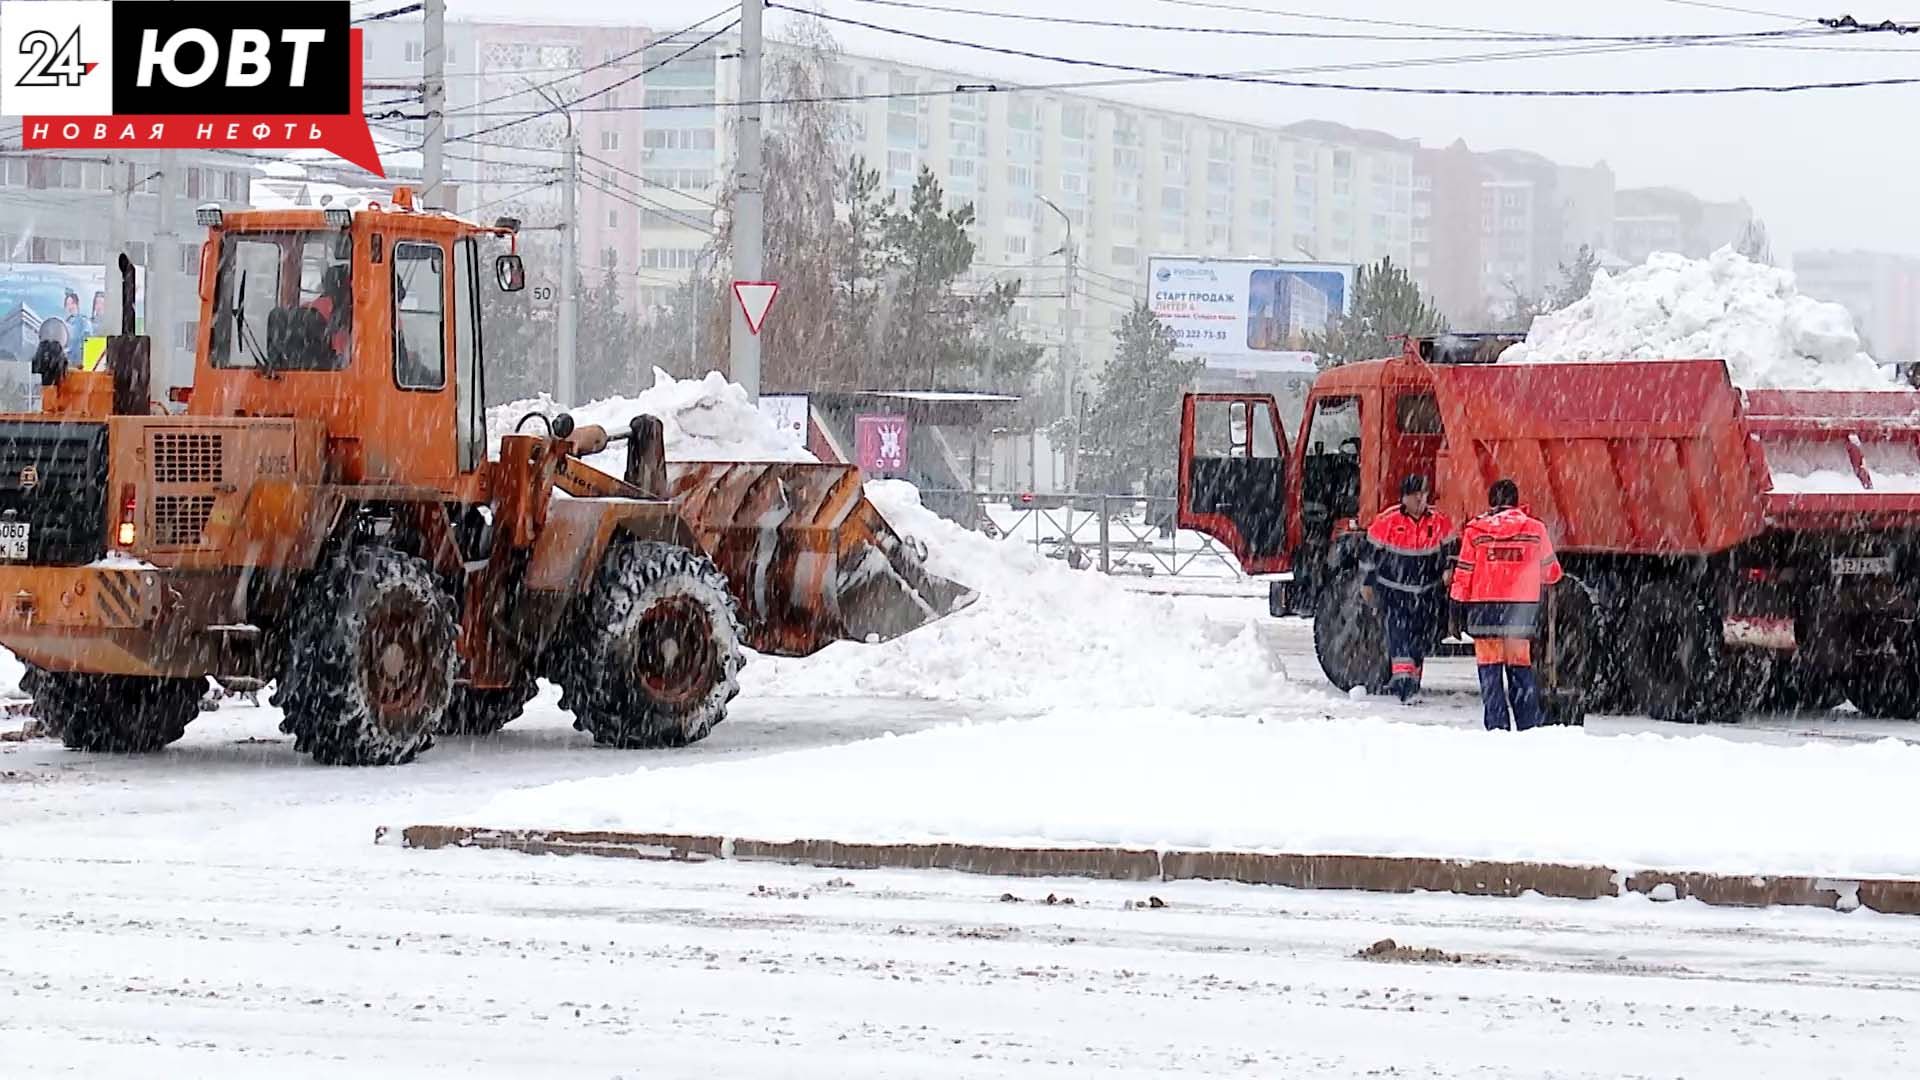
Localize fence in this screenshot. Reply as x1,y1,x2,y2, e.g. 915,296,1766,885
923,490,1250,580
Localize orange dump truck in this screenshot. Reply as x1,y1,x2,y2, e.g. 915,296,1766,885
1179,334,1920,724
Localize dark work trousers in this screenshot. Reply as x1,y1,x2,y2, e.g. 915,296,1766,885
1382,589,1437,702
1474,637,1544,731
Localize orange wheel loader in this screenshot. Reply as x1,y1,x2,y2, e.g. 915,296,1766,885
0,189,972,765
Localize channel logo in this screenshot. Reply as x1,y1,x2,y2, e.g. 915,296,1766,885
0,1,383,175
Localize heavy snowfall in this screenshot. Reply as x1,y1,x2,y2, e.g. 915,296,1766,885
8,336,1920,1076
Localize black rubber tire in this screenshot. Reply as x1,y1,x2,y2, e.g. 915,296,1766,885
1621,580,1761,724
1313,570,1390,695
1535,577,1599,727
555,541,744,749
439,677,539,736
1762,657,1846,714
273,547,458,766
1842,640,1920,720
27,666,203,753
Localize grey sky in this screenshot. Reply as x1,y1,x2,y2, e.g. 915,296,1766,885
448,0,1920,260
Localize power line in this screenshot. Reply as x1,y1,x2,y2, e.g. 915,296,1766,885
354,3,424,23
830,0,1826,43
445,5,739,122
1657,0,1815,23
580,167,719,231
1137,0,1689,38
451,18,741,144
579,150,723,209
782,7,1920,98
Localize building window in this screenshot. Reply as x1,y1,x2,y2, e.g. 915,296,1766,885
607,209,619,228
1160,187,1184,212
1110,245,1138,268
1006,164,1033,188
1006,234,1028,257
601,131,621,151
405,41,423,63
1332,150,1352,176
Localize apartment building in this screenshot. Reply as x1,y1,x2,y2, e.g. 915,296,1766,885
1613,187,1752,264
1793,250,1920,365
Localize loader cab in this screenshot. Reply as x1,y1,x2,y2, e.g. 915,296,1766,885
189,190,521,492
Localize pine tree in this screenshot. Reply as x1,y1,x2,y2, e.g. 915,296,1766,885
575,255,641,401
1304,256,1447,368
1081,302,1202,496
1549,244,1600,309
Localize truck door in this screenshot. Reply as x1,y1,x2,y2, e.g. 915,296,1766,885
1176,393,1290,574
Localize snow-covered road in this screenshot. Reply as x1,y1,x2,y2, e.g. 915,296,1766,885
5,679,1920,1077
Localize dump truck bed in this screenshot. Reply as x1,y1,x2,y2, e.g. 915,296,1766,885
1429,358,1920,555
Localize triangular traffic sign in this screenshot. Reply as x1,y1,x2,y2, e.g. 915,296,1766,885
733,281,779,336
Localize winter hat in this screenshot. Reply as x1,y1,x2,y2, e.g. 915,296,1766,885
1400,474,1430,496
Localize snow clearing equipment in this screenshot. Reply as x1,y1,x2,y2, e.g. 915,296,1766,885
0,189,972,765
1180,333,1920,725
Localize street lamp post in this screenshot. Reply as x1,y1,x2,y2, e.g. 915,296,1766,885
1038,194,1078,491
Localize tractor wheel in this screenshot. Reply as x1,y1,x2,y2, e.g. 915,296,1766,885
28,668,203,753
1313,570,1390,695
439,677,539,737
1535,577,1600,727
273,547,458,766
1621,580,1763,724
557,541,744,749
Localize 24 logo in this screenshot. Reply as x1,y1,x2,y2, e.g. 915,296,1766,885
14,27,96,88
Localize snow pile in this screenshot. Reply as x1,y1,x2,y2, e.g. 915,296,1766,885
1502,247,1895,390
487,368,814,467
472,709,1920,880
748,480,1290,714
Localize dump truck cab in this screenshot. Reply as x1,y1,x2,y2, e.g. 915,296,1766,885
1,189,970,766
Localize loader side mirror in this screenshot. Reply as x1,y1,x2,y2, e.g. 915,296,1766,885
495,254,525,292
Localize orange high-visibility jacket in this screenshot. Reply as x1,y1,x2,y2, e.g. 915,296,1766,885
1449,506,1563,635
1361,504,1456,595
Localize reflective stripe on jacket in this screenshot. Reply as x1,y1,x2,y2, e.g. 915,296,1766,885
1449,506,1562,633
1361,504,1456,594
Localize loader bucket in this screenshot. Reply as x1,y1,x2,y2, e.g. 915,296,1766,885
668,462,977,658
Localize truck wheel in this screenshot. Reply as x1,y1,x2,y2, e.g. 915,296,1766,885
30,669,203,753
1536,577,1599,726
1762,658,1846,714
1313,571,1389,695
1842,640,1920,719
439,678,539,737
274,547,458,766
1622,581,1760,724
557,541,744,749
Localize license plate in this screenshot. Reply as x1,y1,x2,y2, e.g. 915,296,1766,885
0,521,27,561
1832,555,1895,576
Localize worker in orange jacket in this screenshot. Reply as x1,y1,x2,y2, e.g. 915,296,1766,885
1360,474,1456,703
1450,478,1563,731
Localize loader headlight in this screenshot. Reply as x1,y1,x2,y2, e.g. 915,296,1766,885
195,204,223,227
324,207,353,230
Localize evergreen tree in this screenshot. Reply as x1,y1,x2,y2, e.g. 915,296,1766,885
575,254,641,402
480,233,556,405
1304,256,1448,368
1081,302,1202,495
1548,244,1600,309
881,168,981,389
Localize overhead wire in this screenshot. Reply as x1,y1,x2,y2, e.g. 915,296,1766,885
780,6,1920,98
353,3,425,23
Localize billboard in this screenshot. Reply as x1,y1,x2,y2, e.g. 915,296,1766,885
0,263,148,410
1148,257,1354,366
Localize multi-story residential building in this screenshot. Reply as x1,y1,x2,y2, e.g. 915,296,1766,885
1613,187,1752,264
1793,250,1920,365
0,149,256,393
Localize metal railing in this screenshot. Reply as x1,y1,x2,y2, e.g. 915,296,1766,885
924,489,1249,580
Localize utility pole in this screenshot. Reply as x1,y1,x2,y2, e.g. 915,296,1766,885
558,126,578,408
731,0,764,399
150,150,179,389
104,154,129,337
531,81,579,408
1039,195,1077,490
421,0,446,208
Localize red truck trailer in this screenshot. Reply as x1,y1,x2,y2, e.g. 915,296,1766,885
1178,334,1920,724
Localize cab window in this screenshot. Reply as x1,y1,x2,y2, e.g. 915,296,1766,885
1301,395,1362,523
1193,399,1283,459
209,230,352,371
393,241,446,390
1396,393,1442,435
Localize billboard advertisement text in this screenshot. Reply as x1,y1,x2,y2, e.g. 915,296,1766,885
1148,257,1354,366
